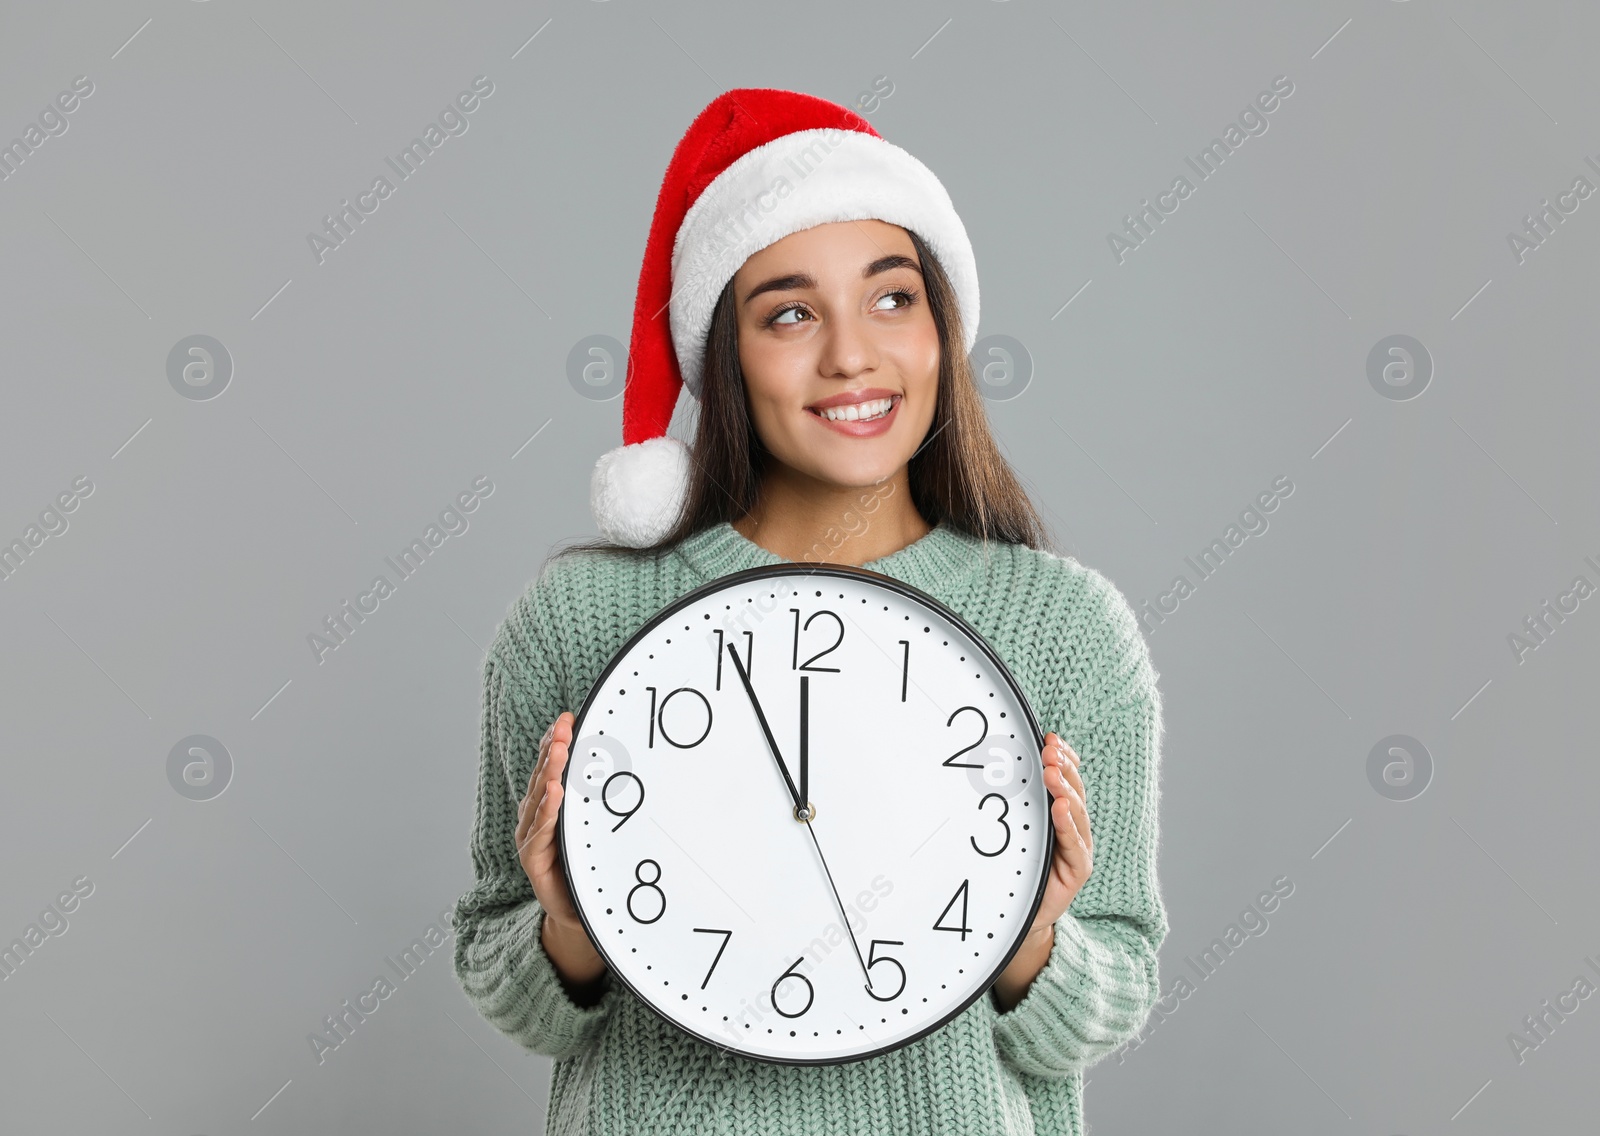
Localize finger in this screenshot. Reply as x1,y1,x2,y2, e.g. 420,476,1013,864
1049,796,1088,876
1045,759,1075,804
521,774,566,864
523,712,572,805
524,722,556,805
515,771,540,849
1052,791,1082,844
539,711,576,783
517,762,539,829
515,798,536,859
540,736,572,817
1049,744,1085,813
1042,733,1063,765
520,720,576,853
1066,779,1092,858
1044,735,1078,776
547,728,571,784
1047,748,1083,803
523,779,564,867
1052,794,1089,877
1042,761,1061,803
1046,762,1091,851
1060,752,1085,801
518,724,558,839
553,710,574,745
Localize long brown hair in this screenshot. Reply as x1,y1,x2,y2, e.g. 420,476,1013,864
555,228,1058,562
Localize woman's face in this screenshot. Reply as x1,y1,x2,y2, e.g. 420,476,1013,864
731,219,940,492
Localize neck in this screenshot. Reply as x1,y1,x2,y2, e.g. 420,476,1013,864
730,463,932,566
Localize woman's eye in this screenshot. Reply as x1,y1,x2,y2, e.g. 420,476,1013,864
874,289,916,311
769,305,808,326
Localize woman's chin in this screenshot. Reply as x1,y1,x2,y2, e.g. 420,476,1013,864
798,452,908,493
767,411,923,491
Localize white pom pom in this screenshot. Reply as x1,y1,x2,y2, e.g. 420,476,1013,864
589,435,691,547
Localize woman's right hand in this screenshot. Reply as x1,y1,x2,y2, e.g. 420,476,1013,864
516,711,606,987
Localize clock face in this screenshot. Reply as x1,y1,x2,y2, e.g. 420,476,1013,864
557,564,1051,1064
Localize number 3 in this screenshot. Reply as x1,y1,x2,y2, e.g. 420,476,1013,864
970,792,1011,857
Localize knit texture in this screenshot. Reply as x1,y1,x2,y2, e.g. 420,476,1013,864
453,520,1168,1135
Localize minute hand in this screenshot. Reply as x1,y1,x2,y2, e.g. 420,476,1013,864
799,674,809,810
727,643,803,814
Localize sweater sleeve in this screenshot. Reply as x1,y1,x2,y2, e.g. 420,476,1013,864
452,575,618,1058
992,566,1168,1079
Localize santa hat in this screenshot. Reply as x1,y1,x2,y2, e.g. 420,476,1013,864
590,87,980,547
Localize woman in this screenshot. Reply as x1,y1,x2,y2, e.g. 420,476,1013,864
453,88,1166,1136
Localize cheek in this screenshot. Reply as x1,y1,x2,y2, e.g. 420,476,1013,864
737,350,808,453
747,392,788,445
900,320,942,393
739,335,801,404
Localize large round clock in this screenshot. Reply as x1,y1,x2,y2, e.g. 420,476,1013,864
556,562,1052,1065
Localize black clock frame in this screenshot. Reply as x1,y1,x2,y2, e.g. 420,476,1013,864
555,560,1054,1067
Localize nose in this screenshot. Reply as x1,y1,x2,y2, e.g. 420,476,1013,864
816,307,879,380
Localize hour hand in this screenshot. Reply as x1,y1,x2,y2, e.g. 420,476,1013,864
727,643,805,816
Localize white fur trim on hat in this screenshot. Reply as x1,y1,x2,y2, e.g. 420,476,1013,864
590,434,691,547
669,128,979,400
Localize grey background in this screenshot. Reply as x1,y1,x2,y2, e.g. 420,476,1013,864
2,1,1595,1132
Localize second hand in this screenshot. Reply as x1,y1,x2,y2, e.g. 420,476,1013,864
802,818,872,988
798,673,872,991
727,644,873,990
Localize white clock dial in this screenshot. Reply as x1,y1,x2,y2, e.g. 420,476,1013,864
558,564,1051,1064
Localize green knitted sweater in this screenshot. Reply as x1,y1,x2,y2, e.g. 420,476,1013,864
453,519,1167,1135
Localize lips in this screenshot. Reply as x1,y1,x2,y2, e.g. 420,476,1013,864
806,392,902,437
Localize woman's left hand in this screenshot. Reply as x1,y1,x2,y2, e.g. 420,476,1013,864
1032,731,1092,931
990,732,1092,1010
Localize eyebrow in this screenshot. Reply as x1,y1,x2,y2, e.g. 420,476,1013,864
740,254,923,308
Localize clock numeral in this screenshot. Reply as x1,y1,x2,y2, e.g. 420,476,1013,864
627,859,666,924
712,629,753,690
933,880,972,942
970,792,1011,857
941,706,988,769
771,957,816,1019
692,927,733,989
645,685,714,749
897,639,909,702
789,608,843,672
601,770,644,832
864,939,907,1002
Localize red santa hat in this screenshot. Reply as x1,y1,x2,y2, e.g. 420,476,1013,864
590,87,980,547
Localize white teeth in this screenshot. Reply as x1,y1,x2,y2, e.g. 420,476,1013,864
817,397,894,422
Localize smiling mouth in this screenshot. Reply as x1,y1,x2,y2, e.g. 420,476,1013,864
808,395,899,423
